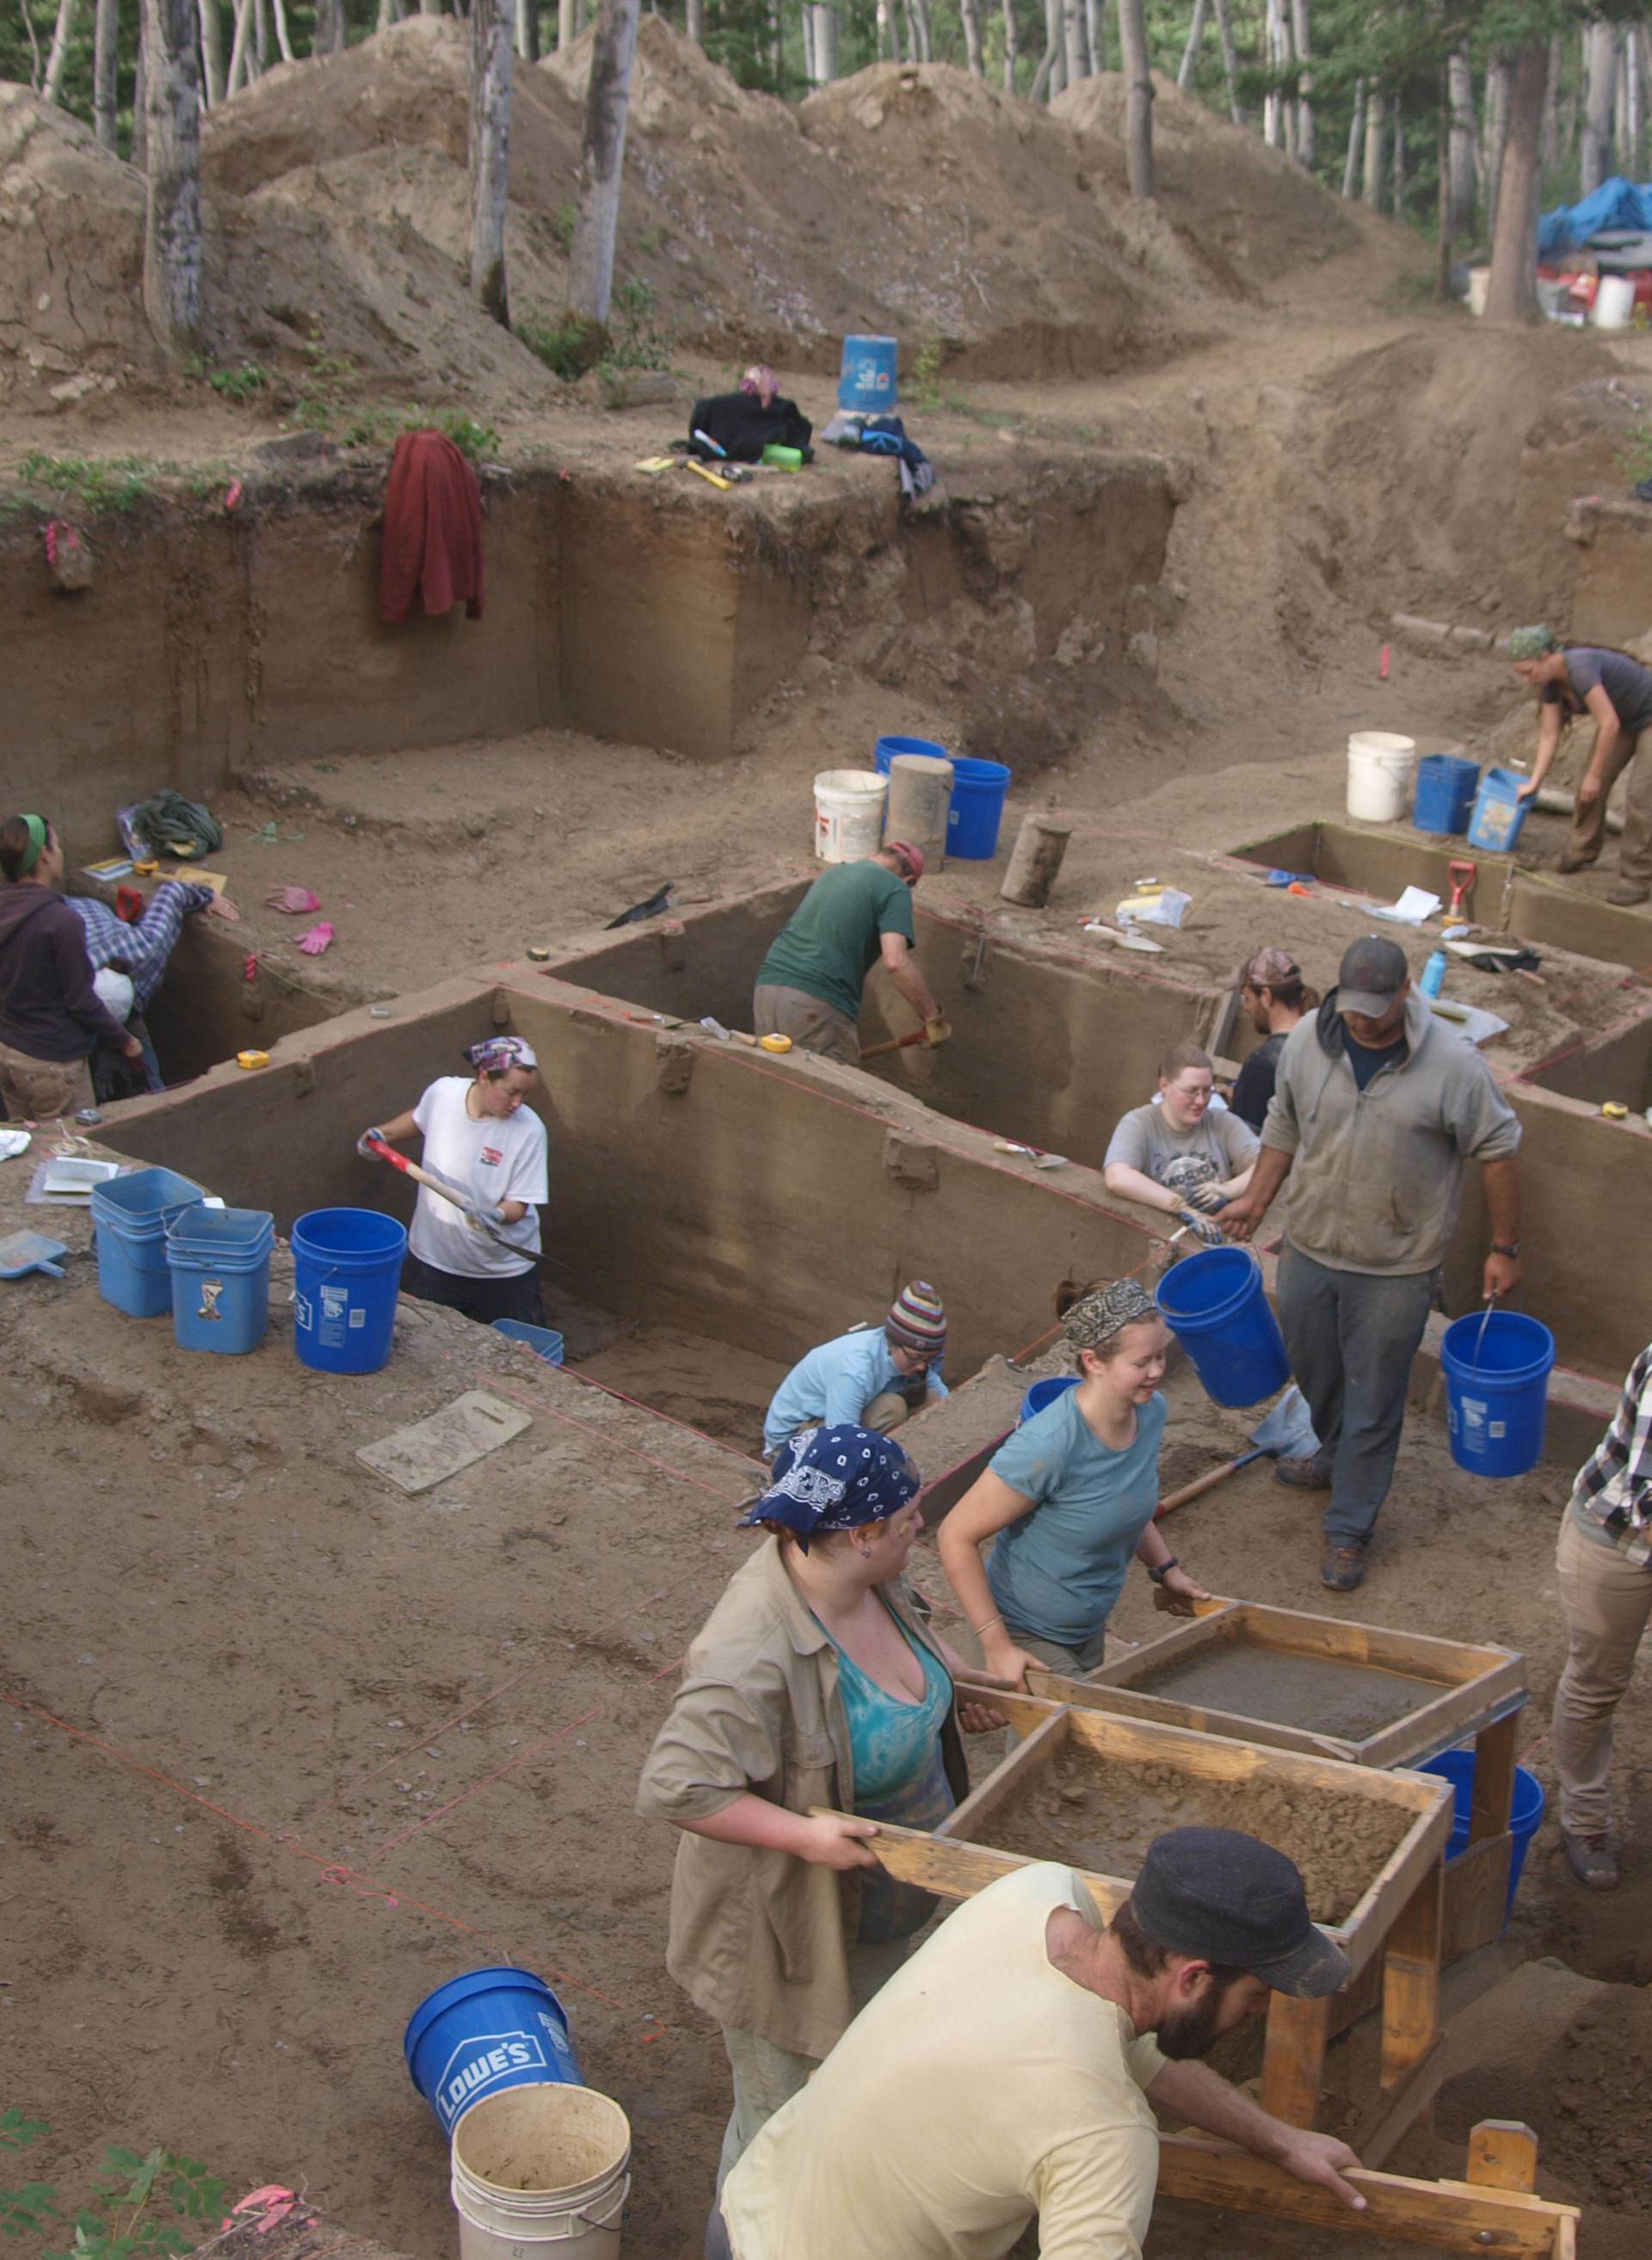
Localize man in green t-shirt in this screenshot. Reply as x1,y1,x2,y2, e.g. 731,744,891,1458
753,843,949,1064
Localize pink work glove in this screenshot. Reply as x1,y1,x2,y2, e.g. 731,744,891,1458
297,922,335,957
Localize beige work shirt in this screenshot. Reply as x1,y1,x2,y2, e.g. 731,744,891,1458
635,1536,968,2059
721,1862,1168,2260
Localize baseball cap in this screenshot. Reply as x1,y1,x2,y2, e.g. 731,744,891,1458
1131,1827,1350,1998
1336,934,1409,1022
885,839,925,882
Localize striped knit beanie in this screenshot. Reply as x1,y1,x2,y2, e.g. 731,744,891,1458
886,1280,946,1353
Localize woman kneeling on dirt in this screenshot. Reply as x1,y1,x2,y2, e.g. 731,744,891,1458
0,812,145,1121
358,1035,548,1327
939,1277,1210,1688
637,1423,1004,2209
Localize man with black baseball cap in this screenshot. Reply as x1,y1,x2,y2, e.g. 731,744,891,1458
711,1828,1363,2260
1219,932,1523,1591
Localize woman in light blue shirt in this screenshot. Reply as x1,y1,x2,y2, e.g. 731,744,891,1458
939,1278,1209,1686
762,1282,949,1457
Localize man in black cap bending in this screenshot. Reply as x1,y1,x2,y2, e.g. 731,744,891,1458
1218,933,1523,1592
710,1829,1362,2260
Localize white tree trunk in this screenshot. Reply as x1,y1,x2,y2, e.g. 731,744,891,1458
1486,41,1548,322
567,0,638,326
470,0,513,325
1062,0,1084,86
1484,49,1511,240
43,0,80,103
1290,0,1312,170
1210,0,1242,127
253,0,267,73
1039,0,1063,98
1341,76,1363,197
95,0,120,143
909,0,931,63
1261,0,1284,149
1539,29,1563,169
1390,93,1404,219
141,0,202,359
515,0,539,60
420,0,441,16
132,14,148,164
876,0,891,60
1363,90,1385,209
1000,0,1014,90
1177,0,1205,91
197,0,225,102
271,0,294,60
1446,50,1476,239
1581,18,1618,198
684,0,701,45
1117,0,1153,198
226,0,252,90
1629,26,1645,181
959,0,984,77
314,0,346,46
558,0,573,45
800,1,816,81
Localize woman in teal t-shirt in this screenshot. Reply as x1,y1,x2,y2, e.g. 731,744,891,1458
939,1278,1210,1685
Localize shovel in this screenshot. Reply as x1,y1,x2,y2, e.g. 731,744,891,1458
1154,1385,1319,1519
860,1028,930,1061
0,1229,68,1280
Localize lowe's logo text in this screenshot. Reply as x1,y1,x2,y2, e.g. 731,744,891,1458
440,2030,547,2118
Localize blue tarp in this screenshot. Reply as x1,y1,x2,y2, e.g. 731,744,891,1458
1538,176,1652,256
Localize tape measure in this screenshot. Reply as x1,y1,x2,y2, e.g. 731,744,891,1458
758,1034,793,1054
237,1050,270,1071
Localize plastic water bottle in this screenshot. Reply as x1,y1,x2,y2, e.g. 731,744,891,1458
1421,950,1447,999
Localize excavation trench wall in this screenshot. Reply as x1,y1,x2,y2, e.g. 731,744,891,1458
1,451,1178,839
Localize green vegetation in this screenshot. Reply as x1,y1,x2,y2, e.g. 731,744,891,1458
517,308,595,380
910,337,946,413
206,362,270,404
552,203,578,255
1,2111,227,2260
15,452,157,514
283,343,498,457
518,276,672,385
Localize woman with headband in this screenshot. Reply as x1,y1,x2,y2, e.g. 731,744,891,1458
638,1423,1004,2203
358,1035,549,1326
0,812,145,1120
940,1278,1209,1688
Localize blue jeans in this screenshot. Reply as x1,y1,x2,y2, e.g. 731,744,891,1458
1276,1243,1438,1550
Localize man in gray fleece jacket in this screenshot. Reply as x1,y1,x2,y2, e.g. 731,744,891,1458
1218,935,1523,1592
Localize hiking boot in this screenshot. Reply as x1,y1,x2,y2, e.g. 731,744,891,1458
1554,849,1599,874
1562,1829,1620,1890
1607,880,1651,907
1321,1545,1366,1592
1274,1452,1333,1491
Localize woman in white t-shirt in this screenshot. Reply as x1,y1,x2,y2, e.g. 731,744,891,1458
360,1035,550,1326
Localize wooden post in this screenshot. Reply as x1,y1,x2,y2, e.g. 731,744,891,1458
1467,2120,1538,2195
1261,1991,1331,2127
1469,1710,1518,1841
1380,1862,1443,2090
999,814,1072,907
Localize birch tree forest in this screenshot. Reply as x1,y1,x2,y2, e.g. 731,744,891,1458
8,0,1652,265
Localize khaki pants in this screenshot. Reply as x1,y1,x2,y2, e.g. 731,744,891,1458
0,1040,93,1122
752,984,860,1064
1569,726,1652,885
1552,1510,1652,1836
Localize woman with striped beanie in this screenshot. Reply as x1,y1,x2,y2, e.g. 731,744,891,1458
761,1281,950,1459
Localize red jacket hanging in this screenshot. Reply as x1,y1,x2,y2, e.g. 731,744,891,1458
379,429,486,624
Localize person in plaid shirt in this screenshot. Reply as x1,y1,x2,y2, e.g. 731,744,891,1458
1553,1341,1652,1890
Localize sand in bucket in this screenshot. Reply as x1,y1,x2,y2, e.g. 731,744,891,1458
452,2086,631,2260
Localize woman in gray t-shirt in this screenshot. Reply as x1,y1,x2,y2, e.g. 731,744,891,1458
1102,1041,1260,1237
1511,627,1652,904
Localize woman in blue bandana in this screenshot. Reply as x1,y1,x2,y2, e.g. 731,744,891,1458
0,812,145,1121
638,1424,1005,2199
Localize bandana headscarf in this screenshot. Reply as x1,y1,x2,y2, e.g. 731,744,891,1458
1507,626,1560,663
12,814,47,875
737,1423,919,1552
1063,1277,1158,1355
738,362,778,403
465,1036,538,1076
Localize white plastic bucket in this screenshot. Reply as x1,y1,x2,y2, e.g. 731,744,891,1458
1467,267,1490,318
1347,732,1417,824
1593,275,1637,330
452,2086,630,2260
813,768,888,863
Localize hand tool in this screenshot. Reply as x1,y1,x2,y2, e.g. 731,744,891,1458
0,1229,67,1280
1153,1386,1319,1518
860,1028,931,1060
1447,860,1476,919
362,1134,518,1251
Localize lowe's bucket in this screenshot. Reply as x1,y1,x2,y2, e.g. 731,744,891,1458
1421,1747,1546,1921
1019,1375,1080,1425
292,1207,406,1375
406,1967,582,2140
451,2086,630,2260
813,769,888,863
1439,1308,1555,1477
91,1167,208,1318
947,756,1012,860
166,1206,274,1355
1467,766,1532,855
1413,753,1481,837
837,333,897,413
1156,1246,1291,1408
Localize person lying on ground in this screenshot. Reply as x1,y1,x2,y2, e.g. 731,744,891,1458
1509,625,1652,905
67,876,240,1099
710,1829,1363,2260
752,842,948,1064
1229,947,1318,1133
1102,1040,1259,1244
761,1281,950,1458
0,813,145,1121
636,1424,1007,2225
358,1035,548,1328
938,1277,1209,1688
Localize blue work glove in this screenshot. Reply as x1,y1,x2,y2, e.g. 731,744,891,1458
357,1127,386,1158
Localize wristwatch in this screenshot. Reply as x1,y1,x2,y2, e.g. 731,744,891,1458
1146,1556,1179,1585
1489,1242,1521,1257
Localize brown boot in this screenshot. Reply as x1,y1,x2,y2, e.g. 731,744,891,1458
1562,1829,1619,1890
1607,880,1651,906
1554,849,1599,874
1274,1452,1333,1491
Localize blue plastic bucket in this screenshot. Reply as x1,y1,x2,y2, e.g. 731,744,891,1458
493,1318,565,1365
1413,754,1481,836
1466,766,1531,854
91,1167,207,1318
166,1207,274,1356
1019,1374,1080,1424
404,1967,582,2139
292,1207,407,1375
838,333,897,412
873,733,950,777
1155,1246,1291,1408
1439,1309,1555,1478
1420,1748,1546,1920
947,756,1013,860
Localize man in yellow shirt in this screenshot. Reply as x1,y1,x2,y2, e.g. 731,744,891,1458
712,1828,1365,2260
